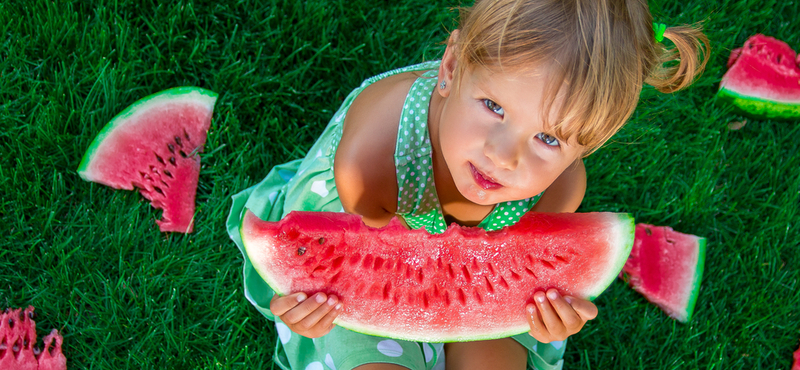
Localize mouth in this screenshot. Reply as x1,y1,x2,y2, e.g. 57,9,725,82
470,163,502,190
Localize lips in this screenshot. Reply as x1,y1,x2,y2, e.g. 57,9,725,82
470,163,502,190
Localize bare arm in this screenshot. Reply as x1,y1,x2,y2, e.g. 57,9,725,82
334,72,419,227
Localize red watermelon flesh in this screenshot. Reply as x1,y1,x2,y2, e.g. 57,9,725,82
717,34,800,119
0,307,66,370
78,87,217,233
241,210,634,342
621,224,706,323
793,343,800,370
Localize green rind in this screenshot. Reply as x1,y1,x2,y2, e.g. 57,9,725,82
241,212,636,343
338,319,530,343
586,213,635,301
77,86,219,177
716,87,800,120
682,236,707,322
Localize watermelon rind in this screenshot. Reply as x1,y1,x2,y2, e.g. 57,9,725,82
716,88,800,120
683,236,706,322
585,213,635,301
77,86,218,178
240,211,635,343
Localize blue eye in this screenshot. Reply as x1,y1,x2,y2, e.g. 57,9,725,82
483,99,504,116
536,133,560,147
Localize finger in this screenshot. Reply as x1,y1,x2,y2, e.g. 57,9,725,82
534,291,566,338
281,293,326,324
545,289,583,331
317,296,342,331
526,303,551,343
270,292,308,317
294,294,339,332
564,296,599,321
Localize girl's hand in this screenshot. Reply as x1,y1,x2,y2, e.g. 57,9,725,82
270,292,341,338
525,289,598,343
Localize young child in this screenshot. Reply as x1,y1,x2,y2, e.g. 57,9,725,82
227,0,709,369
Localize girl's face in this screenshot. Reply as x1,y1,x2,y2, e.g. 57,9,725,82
435,62,586,206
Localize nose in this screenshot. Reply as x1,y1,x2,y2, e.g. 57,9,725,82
484,127,521,170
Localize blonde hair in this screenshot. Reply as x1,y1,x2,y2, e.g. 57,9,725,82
452,0,710,154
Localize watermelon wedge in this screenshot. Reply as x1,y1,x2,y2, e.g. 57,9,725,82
621,224,706,323
793,343,800,370
240,210,634,342
78,87,218,233
717,34,800,119
0,306,66,370
794,343,800,370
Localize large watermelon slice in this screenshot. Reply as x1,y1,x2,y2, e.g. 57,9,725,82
78,87,218,233
621,224,706,323
0,306,66,370
240,210,634,342
717,34,800,119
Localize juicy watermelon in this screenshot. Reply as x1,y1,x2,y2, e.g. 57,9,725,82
717,34,800,119
0,306,66,370
621,224,706,323
793,343,800,370
241,210,634,342
78,87,218,233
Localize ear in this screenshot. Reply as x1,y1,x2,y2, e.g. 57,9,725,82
438,30,460,98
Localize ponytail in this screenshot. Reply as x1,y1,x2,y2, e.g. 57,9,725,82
646,24,710,93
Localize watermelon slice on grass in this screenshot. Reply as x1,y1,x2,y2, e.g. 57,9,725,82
240,210,635,342
78,87,218,233
717,34,800,120
621,224,706,323
793,343,800,370
0,306,66,370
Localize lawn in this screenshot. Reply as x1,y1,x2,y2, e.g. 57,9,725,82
1,0,798,368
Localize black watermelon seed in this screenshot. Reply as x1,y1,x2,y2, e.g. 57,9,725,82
168,144,175,153
297,247,307,256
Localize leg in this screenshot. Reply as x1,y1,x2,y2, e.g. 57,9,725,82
444,338,527,370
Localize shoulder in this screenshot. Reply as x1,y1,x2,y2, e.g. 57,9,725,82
334,71,422,226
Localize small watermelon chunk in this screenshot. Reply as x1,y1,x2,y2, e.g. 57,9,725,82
793,342,800,370
241,210,635,342
621,224,706,323
0,306,66,370
717,34,800,119
78,87,218,233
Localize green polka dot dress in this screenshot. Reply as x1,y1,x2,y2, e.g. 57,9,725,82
226,62,565,370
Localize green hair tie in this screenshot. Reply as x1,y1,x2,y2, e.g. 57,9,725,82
653,22,667,43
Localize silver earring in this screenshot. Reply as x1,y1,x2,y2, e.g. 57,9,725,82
440,81,446,90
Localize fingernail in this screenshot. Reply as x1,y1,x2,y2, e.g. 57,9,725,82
335,304,342,310
527,305,535,314
536,294,546,303
547,290,559,300
327,297,336,306
564,296,573,304
297,293,307,302
315,293,326,303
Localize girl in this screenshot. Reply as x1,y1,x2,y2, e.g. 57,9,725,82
227,0,709,369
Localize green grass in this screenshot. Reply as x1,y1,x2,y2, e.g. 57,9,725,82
1,0,798,368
